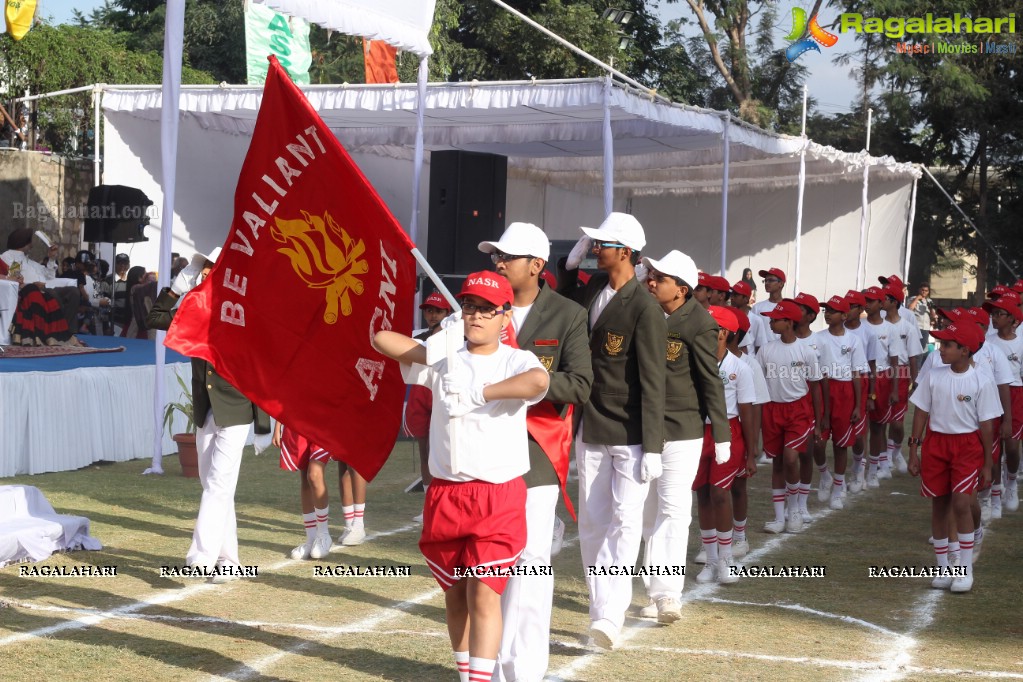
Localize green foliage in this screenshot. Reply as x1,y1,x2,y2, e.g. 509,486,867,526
162,370,195,436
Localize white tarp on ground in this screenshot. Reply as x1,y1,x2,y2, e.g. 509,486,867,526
100,78,919,298
0,485,101,568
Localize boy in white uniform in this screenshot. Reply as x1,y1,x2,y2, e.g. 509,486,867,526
881,283,924,473
908,322,999,593
843,290,878,492
864,286,906,485
789,292,830,522
730,308,768,556
374,272,549,682
982,297,1023,513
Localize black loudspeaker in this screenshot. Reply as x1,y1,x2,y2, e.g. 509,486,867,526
427,151,507,275
83,185,153,243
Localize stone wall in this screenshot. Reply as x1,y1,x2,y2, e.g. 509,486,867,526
0,149,93,260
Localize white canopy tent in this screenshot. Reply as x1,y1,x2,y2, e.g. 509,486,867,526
100,77,919,297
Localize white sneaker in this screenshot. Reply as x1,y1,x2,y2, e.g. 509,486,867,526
785,514,804,534
894,451,908,474
732,539,750,557
1005,482,1020,512
763,520,786,534
696,563,718,584
878,464,892,480
717,557,739,584
992,496,1003,520
694,548,708,564
639,600,658,619
551,516,566,557
866,473,880,489
413,512,424,523
309,534,332,559
830,493,844,510
817,471,833,502
799,509,813,524
931,573,953,590
980,496,992,523
848,473,864,494
758,453,770,465
588,620,618,649
341,526,366,546
950,574,974,593
927,536,935,545
656,597,682,623
290,542,312,560
335,527,352,546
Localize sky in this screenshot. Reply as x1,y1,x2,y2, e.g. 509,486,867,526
36,0,861,116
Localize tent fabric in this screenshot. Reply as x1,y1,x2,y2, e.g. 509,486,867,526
255,0,436,57
0,485,102,568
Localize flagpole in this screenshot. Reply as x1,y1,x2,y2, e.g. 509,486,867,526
411,248,460,311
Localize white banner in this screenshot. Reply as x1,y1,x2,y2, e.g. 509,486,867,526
246,2,312,85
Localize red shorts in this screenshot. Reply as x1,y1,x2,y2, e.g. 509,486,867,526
419,477,526,594
693,419,745,490
870,373,907,424
279,426,333,471
855,377,869,436
992,417,1002,466
762,394,814,458
821,380,857,447
919,431,983,498
403,385,433,438
1010,386,1023,440
889,366,910,422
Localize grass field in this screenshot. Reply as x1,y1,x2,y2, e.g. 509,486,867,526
1,436,1022,681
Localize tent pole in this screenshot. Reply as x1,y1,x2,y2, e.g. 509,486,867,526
855,109,872,289
602,74,613,217
720,114,730,276
903,178,918,281
146,0,186,476
409,58,428,248
93,85,102,187
794,86,808,294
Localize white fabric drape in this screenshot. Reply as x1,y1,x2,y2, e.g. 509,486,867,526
904,178,918,279
602,75,613,217
0,486,102,568
856,155,870,288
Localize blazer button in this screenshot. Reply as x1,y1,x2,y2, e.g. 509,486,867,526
207,384,213,390
207,370,212,375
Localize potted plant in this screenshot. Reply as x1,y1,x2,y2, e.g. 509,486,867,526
163,370,199,478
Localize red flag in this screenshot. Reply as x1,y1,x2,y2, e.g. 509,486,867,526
166,56,415,481
363,39,399,84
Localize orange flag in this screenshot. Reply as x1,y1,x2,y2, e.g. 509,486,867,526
363,39,399,84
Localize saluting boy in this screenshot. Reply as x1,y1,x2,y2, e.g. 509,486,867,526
373,273,550,682
907,322,999,593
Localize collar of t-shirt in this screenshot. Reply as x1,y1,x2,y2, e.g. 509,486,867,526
510,302,534,340
590,283,617,328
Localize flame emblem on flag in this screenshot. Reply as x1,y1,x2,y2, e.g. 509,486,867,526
272,209,369,323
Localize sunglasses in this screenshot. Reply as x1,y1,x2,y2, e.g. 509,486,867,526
592,241,625,251
491,252,530,264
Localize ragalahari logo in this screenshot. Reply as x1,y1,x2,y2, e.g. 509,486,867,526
785,8,839,62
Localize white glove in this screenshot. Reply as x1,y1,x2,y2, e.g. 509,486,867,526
439,309,463,330
443,385,487,418
565,235,591,270
641,452,663,482
442,364,471,395
634,262,648,283
714,441,731,465
171,262,202,296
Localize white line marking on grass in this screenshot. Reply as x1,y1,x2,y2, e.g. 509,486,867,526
857,590,941,682
209,586,443,681
701,597,901,636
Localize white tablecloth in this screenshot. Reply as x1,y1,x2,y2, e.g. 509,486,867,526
0,484,102,567
0,279,17,345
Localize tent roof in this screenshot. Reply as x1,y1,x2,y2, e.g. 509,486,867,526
101,78,919,196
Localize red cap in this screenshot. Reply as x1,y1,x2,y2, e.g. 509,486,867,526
789,292,820,311
988,285,1011,299
938,307,965,322
1013,279,1023,293
730,306,751,332
420,291,453,311
930,322,984,353
863,287,885,302
983,298,1023,322
882,284,905,303
731,281,753,298
966,307,989,327
706,275,731,293
845,290,867,308
878,274,904,288
708,305,739,332
758,267,786,283
822,295,851,313
458,271,514,307
697,271,710,287
998,290,1022,305
763,300,803,322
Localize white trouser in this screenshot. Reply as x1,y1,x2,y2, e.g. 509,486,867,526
495,484,559,682
641,437,703,600
186,413,250,568
577,436,649,632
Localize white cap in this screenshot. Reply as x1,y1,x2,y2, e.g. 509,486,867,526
190,246,222,269
580,212,646,251
478,222,550,261
642,250,699,289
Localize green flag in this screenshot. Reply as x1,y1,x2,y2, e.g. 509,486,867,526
245,3,311,85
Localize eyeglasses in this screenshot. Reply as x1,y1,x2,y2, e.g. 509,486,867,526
592,241,625,251
990,309,1011,318
460,302,505,319
491,252,530,264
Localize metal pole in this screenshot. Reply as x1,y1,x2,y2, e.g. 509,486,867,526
720,114,730,276
794,86,808,293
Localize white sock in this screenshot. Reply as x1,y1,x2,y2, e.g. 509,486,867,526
468,656,496,682
832,473,845,494
342,504,355,529
785,483,799,517
733,518,747,543
797,482,811,512
959,531,975,576
302,512,316,542
949,540,960,554
933,537,949,568
314,506,329,537
701,528,718,564
992,484,1003,506
772,489,786,523
353,502,366,530
454,651,469,682
818,463,830,476
717,530,734,560
868,456,879,476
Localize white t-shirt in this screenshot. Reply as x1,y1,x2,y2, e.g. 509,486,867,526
916,342,1013,388
881,305,914,322
756,338,822,403
866,319,904,371
589,283,618,328
845,322,879,365
909,365,1001,434
712,351,758,419
797,332,831,377
741,351,771,405
750,299,781,345
984,334,1023,387
509,302,534,343
815,329,868,381
887,314,924,364
402,343,547,483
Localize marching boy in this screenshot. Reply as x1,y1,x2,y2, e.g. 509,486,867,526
907,322,999,593
373,272,549,682
757,300,823,534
